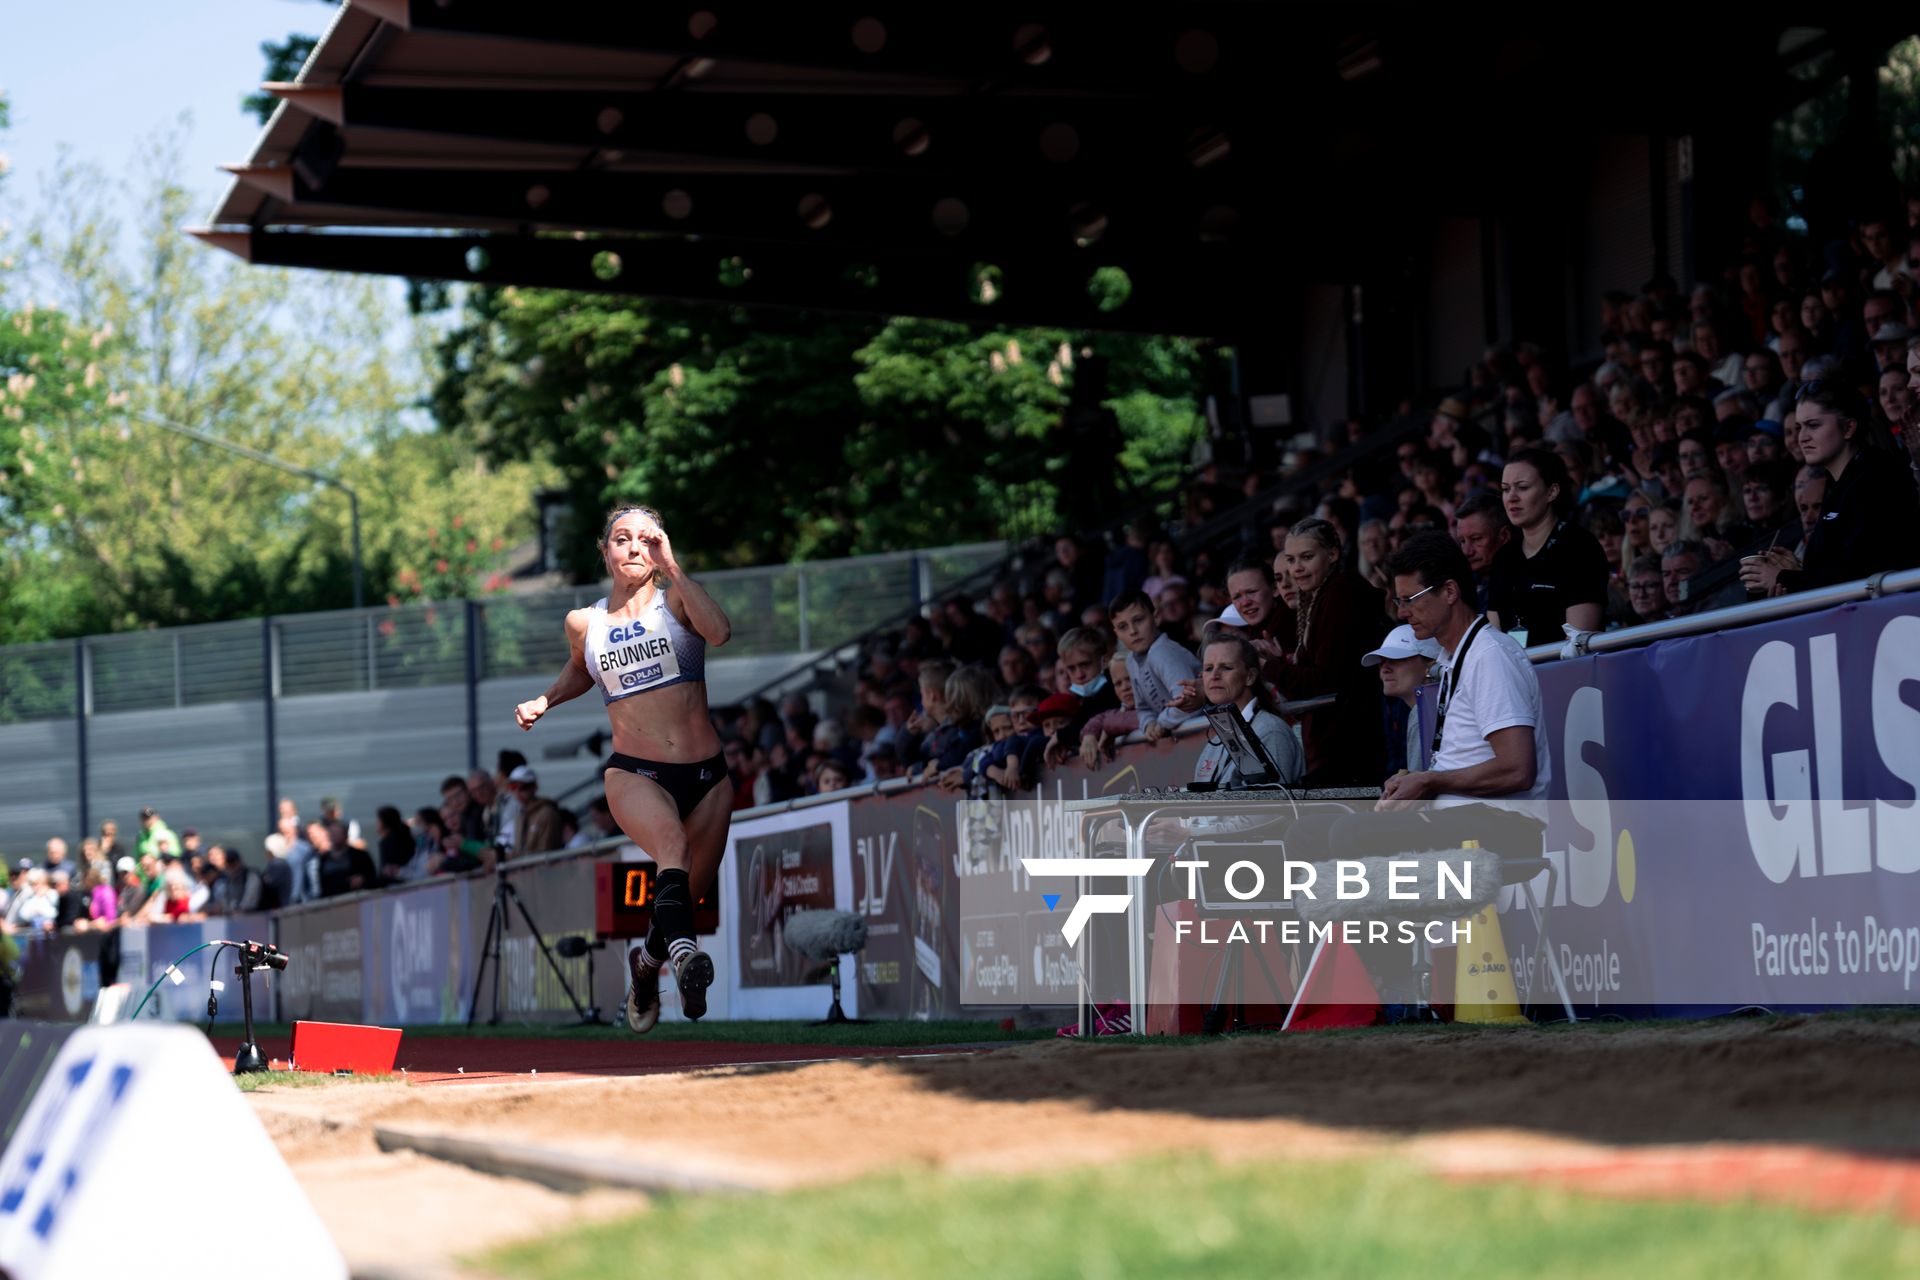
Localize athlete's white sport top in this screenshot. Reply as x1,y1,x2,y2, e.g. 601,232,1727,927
583,588,706,704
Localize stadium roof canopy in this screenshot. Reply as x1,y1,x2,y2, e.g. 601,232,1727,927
196,3,1909,337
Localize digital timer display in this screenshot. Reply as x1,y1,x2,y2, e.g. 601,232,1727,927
593,861,720,938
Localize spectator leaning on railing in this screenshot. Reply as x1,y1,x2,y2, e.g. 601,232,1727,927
1112,589,1203,743
1742,381,1920,596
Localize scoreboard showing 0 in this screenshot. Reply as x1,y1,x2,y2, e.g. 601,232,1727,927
593,860,721,939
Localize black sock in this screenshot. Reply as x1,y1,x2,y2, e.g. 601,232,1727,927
652,866,694,949
639,925,668,969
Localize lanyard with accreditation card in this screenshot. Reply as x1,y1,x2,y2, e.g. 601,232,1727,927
1430,615,1488,758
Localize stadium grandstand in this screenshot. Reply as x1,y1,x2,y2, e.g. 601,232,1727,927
8,9,1920,1274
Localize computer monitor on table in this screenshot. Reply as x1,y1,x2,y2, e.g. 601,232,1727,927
1191,701,1287,791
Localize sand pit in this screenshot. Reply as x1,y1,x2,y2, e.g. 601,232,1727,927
250,1016,1920,1276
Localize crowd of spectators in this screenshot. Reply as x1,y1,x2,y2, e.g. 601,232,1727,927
0,751,629,937
10,195,1920,930
708,191,1920,805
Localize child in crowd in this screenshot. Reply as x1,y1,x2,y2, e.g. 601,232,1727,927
1076,652,1139,768
1108,589,1202,742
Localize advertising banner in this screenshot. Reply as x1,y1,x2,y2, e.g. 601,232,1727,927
1498,592,1920,1009
273,900,370,1023
363,883,463,1025
723,802,853,1019
8,932,105,1023
846,737,1204,1016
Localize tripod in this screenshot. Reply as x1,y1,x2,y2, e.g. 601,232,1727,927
1202,922,1289,1035
467,866,592,1027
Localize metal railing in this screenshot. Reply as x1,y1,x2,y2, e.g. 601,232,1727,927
1521,566,1920,664
0,541,1006,726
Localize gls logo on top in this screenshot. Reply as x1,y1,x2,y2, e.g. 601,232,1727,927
1740,617,1920,882
606,621,649,644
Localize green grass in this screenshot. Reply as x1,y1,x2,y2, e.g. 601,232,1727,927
210,1019,1055,1049
482,1151,1920,1280
232,1070,398,1093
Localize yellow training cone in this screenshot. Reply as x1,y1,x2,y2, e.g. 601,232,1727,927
1453,903,1530,1025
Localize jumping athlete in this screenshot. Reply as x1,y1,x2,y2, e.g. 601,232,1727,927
514,506,734,1030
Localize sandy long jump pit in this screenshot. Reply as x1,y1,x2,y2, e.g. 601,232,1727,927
247,1015,1920,1276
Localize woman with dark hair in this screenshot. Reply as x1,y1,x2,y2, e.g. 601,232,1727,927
1487,446,1609,644
514,505,735,1032
375,806,411,883
1268,516,1390,785
1742,382,1920,594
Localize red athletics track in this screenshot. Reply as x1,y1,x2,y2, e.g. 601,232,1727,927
207,1033,993,1084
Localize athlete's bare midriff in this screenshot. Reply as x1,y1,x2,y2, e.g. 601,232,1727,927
605,680,722,762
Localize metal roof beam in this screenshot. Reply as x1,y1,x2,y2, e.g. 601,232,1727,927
341,1,1297,96
268,83,1246,177
197,229,1250,336
274,167,1255,253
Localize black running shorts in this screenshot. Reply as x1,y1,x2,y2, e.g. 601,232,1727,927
605,750,728,820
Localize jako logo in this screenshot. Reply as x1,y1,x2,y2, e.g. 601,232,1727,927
1017,857,1153,946
607,622,648,644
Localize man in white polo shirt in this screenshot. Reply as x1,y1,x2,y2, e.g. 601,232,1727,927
1376,532,1551,815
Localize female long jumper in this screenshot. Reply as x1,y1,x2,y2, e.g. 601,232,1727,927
515,505,735,1029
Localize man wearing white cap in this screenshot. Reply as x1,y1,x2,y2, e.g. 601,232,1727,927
508,765,564,858
1362,624,1443,778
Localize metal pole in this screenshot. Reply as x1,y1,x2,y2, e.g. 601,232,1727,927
346,487,363,612
74,638,89,841
262,617,278,834
795,567,811,652
465,599,481,773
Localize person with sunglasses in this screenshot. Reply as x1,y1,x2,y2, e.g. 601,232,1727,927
1740,382,1920,596
1376,533,1550,815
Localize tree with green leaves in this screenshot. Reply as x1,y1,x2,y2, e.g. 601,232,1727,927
0,106,551,644
429,287,1223,579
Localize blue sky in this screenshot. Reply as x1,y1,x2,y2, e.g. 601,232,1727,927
3,0,333,224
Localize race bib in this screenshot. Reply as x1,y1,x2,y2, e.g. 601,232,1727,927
599,618,681,694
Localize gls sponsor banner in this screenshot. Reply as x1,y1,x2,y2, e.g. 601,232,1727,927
1500,592,1920,1007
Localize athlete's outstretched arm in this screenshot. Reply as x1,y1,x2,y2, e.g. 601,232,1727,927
516,610,594,729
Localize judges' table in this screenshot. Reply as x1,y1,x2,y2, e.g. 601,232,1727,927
1055,787,1383,1035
